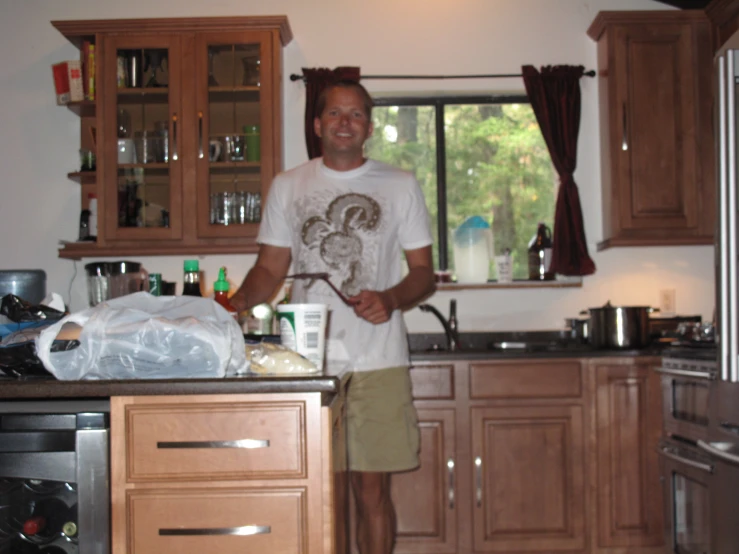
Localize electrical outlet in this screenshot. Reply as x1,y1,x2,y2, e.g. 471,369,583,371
659,289,676,316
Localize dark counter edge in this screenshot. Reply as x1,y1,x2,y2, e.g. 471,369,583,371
0,375,341,404
410,348,665,362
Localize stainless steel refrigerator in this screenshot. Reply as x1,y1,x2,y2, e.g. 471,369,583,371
698,31,739,554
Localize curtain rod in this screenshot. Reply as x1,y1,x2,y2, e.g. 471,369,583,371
289,70,596,82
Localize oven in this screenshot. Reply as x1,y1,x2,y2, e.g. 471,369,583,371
0,400,110,554
658,438,713,554
656,347,717,554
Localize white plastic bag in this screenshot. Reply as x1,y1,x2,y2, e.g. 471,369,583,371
36,292,246,380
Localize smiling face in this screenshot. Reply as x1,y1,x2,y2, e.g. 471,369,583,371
314,85,374,170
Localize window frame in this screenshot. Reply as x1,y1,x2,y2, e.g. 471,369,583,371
371,93,531,271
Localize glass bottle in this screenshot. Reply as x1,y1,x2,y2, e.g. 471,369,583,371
213,267,238,320
527,223,554,281
182,260,202,296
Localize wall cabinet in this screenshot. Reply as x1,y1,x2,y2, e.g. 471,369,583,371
372,357,664,554
587,11,715,251
51,17,291,259
110,392,345,554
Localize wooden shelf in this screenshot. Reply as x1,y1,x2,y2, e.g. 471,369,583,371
65,99,96,116
58,239,260,260
67,171,97,184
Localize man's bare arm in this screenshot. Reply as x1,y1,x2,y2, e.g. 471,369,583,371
351,245,435,324
230,244,291,312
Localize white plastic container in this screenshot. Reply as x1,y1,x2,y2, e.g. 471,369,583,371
275,303,328,371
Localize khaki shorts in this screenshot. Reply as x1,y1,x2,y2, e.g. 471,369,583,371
345,366,420,473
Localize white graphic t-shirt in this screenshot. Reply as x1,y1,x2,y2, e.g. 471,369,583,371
257,158,433,374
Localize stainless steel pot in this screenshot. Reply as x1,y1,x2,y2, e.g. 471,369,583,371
585,301,656,349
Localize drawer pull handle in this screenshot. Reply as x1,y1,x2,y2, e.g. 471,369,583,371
157,439,270,449
160,524,271,536
474,456,482,507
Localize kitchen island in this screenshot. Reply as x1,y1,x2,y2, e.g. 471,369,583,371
0,375,347,554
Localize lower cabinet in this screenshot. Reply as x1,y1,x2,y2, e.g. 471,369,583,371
384,357,664,554
470,404,586,553
589,357,664,553
393,408,457,553
110,392,345,554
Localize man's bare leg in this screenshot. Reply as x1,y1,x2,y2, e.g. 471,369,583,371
351,471,395,554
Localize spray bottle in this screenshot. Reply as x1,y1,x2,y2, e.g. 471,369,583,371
213,267,238,320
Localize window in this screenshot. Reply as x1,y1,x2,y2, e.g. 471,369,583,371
365,95,557,281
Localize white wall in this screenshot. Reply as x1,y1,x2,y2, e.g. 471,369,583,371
0,0,714,332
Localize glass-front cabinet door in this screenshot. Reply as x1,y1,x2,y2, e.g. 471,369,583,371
102,35,183,241
194,31,275,238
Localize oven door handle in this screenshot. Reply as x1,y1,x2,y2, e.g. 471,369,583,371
657,445,714,473
654,367,716,380
697,440,739,466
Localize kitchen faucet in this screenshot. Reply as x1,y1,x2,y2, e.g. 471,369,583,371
419,299,462,351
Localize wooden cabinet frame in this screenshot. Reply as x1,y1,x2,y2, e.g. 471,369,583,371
51,17,292,259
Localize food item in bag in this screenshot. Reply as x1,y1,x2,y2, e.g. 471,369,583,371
244,341,318,375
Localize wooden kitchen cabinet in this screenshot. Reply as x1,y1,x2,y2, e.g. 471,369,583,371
587,12,715,251
110,392,345,554
587,357,664,554
383,356,664,554
51,17,291,259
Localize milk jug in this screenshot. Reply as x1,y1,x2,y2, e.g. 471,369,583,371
452,216,494,283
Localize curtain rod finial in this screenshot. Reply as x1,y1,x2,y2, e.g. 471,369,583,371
290,74,305,82
584,69,596,77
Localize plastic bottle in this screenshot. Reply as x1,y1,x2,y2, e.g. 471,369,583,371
527,222,554,281
182,260,202,296
213,267,238,320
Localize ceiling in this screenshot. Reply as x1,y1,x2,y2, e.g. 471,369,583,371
652,0,711,8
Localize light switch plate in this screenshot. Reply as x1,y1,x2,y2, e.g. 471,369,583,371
659,289,676,316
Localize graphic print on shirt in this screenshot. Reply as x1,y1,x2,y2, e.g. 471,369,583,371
299,192,383,296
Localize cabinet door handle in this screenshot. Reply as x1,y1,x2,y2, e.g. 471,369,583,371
474,456,482,507
198,111,204,159
160,525,271,536
446,457,455,509
621,103,628,151
172,114,178,161
156,439,270,449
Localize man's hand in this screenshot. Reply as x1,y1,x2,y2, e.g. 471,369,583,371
349,290,395,325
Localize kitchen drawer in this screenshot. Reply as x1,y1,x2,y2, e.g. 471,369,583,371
410,364,455,400
128,487,305,554
469,360,582,399
124,400,307,481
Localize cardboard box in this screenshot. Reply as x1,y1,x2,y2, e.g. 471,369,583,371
51,60,84,105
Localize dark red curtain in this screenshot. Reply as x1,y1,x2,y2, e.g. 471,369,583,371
301,67,361,159
522,65,596,277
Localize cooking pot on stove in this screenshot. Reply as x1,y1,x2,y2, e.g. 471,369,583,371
583,301,658,349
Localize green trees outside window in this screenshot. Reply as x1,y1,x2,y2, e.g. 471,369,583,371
365,96,556,281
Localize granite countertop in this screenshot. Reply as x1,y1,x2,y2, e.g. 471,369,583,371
408,331,667,362
0,375,342,401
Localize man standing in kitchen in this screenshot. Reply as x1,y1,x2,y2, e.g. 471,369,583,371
230,80,435,554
